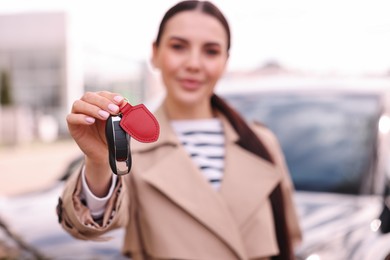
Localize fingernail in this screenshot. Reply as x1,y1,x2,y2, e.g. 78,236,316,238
98,110,110,119
113,96,124,103
108,104,119,112
85,117,95,124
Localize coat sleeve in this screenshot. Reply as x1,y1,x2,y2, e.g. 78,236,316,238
56,163,130,241
253,123,303,247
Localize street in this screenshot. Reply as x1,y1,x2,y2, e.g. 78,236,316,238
0,139,81,196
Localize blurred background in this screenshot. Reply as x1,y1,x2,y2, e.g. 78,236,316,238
0,0,389,194
1,0,390,259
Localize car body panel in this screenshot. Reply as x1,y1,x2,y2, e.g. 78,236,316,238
0,182,126,259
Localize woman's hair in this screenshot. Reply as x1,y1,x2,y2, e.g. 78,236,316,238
154,0,231,51
211,95,274,163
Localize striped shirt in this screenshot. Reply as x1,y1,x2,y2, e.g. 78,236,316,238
171,119,225,190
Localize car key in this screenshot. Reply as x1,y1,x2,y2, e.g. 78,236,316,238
105,101,160,175
106,115,132,175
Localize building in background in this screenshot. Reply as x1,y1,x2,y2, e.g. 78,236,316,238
0,11,79,144
0,11,155,145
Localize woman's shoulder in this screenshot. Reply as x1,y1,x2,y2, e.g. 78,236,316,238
250,121,276,138
249,121,282,151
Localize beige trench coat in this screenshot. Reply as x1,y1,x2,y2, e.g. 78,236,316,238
57,106,302,260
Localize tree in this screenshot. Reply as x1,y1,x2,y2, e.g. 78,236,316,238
0,70,13,106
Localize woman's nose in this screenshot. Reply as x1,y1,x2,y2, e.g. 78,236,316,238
186,50,201,71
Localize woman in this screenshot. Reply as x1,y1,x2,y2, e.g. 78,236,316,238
58,1,302,259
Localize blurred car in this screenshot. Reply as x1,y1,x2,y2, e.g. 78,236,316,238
0,156,127,260
221,86,390,260
1,77,390,259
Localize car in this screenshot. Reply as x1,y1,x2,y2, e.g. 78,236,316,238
220,85,390,260
1,76,390,259
0,158,127,260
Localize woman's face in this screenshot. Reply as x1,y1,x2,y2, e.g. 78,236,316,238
152,10,229,114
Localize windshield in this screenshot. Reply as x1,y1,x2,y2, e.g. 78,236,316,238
223,92,381,194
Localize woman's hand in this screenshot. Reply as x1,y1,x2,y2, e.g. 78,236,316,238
66,91,125,165
66,91,125,196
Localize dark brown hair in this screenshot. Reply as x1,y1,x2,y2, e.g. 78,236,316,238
154,0,231,51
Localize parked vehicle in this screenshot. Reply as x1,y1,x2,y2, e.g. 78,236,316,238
0,163,126,259
1,77,390,259
221,86,390,260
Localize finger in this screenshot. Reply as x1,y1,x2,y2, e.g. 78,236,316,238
80,92,122,115
66,113,96,125
95,91,126,109
72,99,112,121
97,91,125,105
97,91,127,111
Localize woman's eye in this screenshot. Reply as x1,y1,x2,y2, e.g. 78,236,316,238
205,49,220,56
171,44,184,50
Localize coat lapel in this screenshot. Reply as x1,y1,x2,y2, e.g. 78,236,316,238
219,116,282,227
141,147,247,259
132,106,247,259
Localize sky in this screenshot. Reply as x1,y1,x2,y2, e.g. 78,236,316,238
1,0,390,74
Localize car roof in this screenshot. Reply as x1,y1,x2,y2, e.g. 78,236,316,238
216,75,390,95
216,75,390,113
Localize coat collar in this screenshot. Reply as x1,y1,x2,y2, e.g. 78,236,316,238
132,104,282,259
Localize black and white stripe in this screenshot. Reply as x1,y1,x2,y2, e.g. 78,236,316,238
171,119,225,190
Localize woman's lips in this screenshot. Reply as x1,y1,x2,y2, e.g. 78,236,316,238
179,79,202,90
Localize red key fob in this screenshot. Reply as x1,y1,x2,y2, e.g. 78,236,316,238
105,102,159,175
119,103,160,143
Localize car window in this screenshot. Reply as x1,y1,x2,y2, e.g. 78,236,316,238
223,92,381,195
